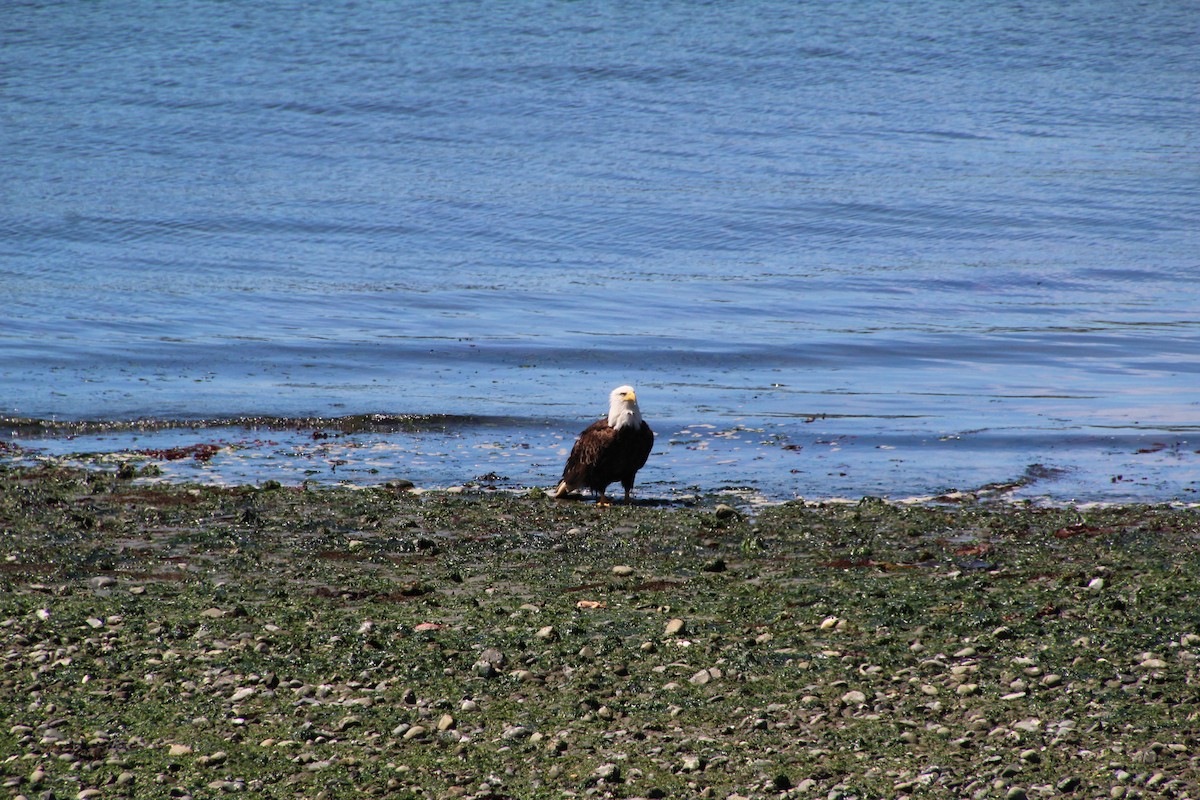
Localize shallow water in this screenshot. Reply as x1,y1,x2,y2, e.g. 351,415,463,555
6,416,1196,507
2,1,1197,502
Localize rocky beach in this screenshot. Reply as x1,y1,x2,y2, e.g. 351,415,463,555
1,463,1197,799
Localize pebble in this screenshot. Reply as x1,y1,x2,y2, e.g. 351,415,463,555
956,683,980,696
1056,776,1080,792
612,565,635,577
479,647,506,666
1041,674,1063,687
402,725,428,740
87,576,116,589
534,625,556,641
502,725,532,740
208,779,244,791
230,687,255,703
1139,658,1168,669
1087,577,1105,592
664,618,687,637
168,744,193,756
593,763,621,782
840,690,867,706
436,714,456,731
714,503,738,519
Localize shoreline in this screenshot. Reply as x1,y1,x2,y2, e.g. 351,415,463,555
3,417,1197,508
1,463,1197,798
7,446,1200,512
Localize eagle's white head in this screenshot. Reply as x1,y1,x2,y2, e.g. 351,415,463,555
607,385,643,430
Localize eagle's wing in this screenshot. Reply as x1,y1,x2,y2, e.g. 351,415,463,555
556,419,614,493
632,421,653,471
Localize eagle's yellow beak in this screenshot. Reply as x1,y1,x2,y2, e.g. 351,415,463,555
624,390,637,402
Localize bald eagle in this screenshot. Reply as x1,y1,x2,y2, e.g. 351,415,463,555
554,385,654,505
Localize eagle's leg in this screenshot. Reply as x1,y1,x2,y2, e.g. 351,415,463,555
623,487,633,503
595,490,612,507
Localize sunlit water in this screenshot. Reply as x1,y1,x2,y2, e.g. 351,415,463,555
2,1,1197,503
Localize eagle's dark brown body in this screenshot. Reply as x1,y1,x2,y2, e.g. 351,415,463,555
556,418,654,504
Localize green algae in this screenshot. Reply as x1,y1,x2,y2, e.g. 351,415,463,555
1,465,1198,799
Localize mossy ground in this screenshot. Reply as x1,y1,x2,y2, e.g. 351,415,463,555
1,465,1198,799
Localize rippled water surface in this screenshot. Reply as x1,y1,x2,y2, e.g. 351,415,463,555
3,1,1197,501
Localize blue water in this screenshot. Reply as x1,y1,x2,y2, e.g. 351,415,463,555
2,1,1198,502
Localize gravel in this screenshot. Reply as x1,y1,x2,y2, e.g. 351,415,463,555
1,464,1197,798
